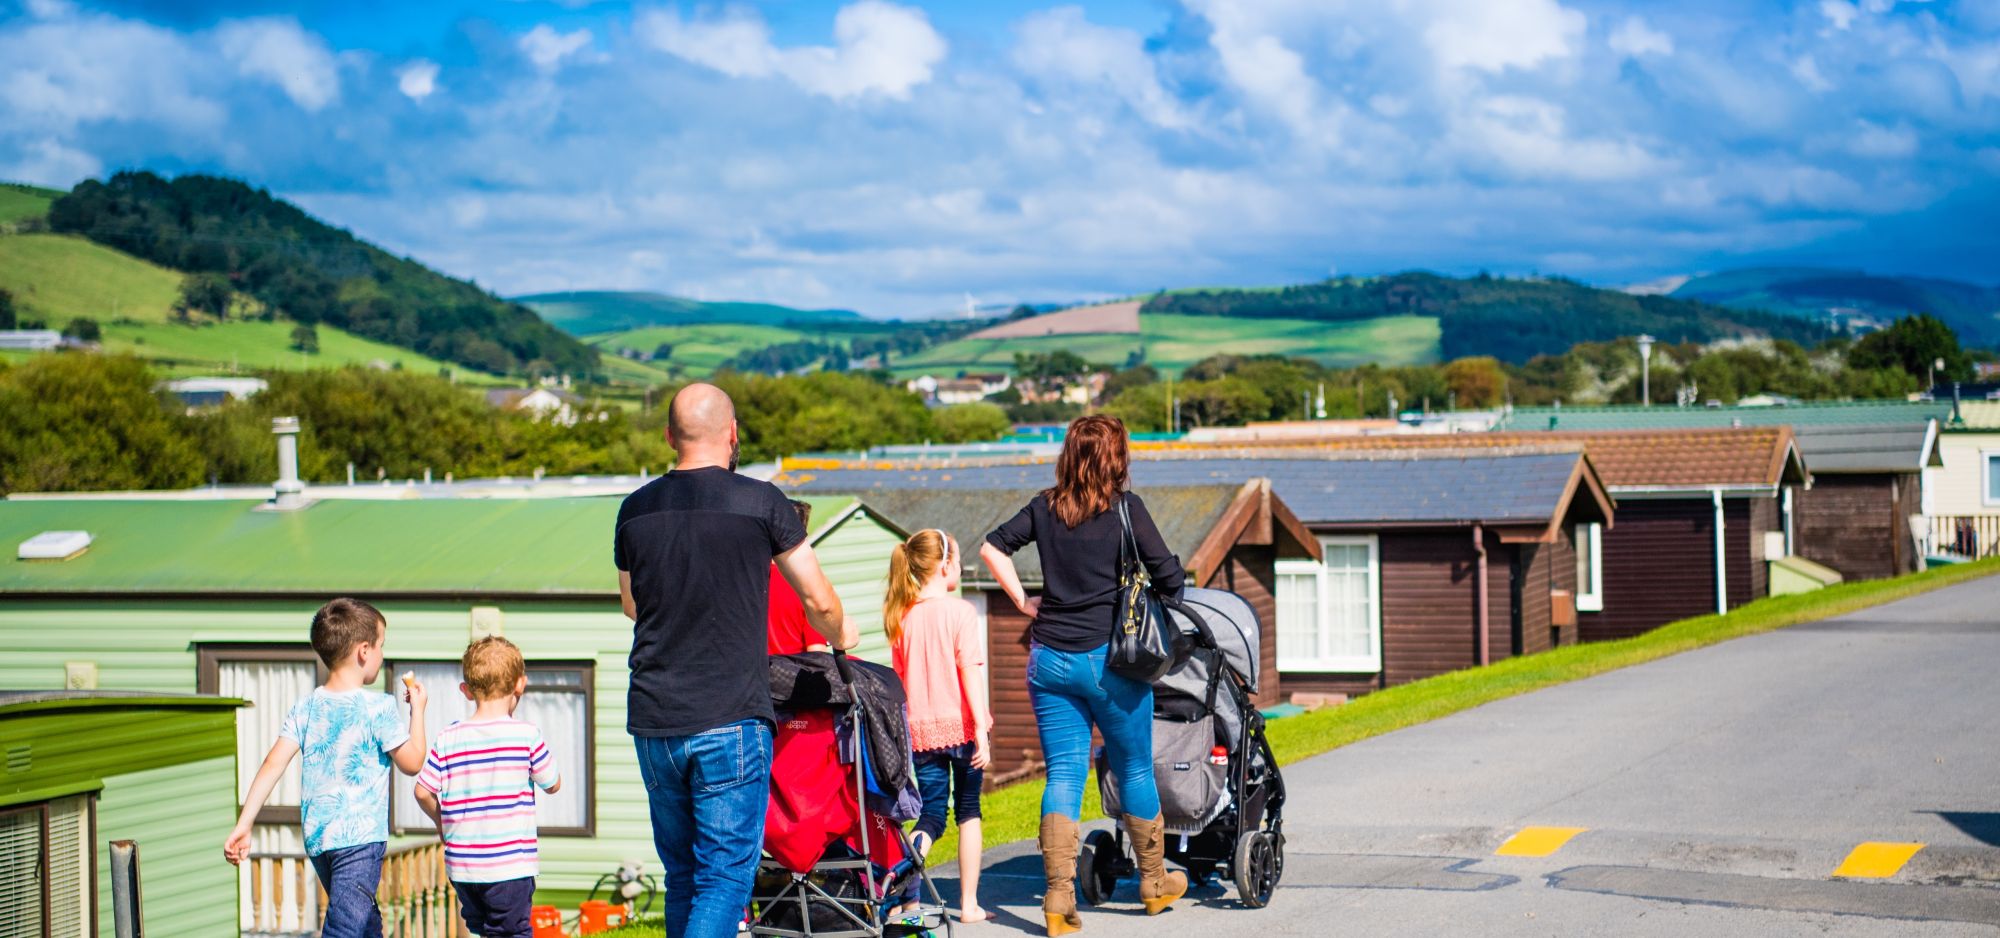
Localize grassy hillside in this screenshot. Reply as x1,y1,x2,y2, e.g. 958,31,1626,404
893,313,1441,376
518,290,862,336
99,320,478,379
0,183,59,225
0,233,185,324
1672,267,2000,347
1149,272,1829,363
49,172,594,375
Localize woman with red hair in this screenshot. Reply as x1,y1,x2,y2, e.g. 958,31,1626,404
980,414,1187,936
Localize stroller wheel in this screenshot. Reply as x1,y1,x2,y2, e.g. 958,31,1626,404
1077,830,1120,906
1232,831,1282,909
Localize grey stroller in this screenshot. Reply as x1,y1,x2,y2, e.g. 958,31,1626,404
1078,587,1287,908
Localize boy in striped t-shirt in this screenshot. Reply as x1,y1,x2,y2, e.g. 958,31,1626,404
415,637,561,938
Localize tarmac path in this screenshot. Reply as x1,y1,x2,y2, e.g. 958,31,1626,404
927,574,2000,936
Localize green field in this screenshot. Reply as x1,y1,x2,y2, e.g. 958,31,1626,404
893,313,1441,377
0,183,59,225
0,233,186,324
519,290,862,336
99,320,479,378
587,321,904,378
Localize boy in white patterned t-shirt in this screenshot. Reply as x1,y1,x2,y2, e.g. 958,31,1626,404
415,637,561,938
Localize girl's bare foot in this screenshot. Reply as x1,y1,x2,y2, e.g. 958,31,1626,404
957,906,991,924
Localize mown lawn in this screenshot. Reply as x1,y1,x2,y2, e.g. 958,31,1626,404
586,556,2000,937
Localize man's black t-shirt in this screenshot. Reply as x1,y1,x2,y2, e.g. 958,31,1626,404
615,466,808,737
985,491,1186,652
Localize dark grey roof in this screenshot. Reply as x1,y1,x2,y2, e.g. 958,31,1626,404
780,450,1586,527
1791,423,1941,473
849,484,1242,587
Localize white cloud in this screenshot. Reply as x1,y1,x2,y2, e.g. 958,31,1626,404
637,1,945,101
1846,119,1918,158
1608,16,1674,57
1423,0,1587,73
0,137,99,187
1791,54,1834,91
397,60,439,101
520,24,593,75
1821,1,1861,31
214,17,340,111
1012,6,1190,129
24,0,74,19
0,13,224,134
1458,95,1669,181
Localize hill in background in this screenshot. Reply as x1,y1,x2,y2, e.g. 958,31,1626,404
44,172,595,376
1671,267,2000,346
0,183,60,226
517,290,863,336
1145,271,1831,363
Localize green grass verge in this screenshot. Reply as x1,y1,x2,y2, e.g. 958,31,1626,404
567,557,2000,938
0,233,185,324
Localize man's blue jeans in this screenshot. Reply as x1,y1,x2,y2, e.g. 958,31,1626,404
309,841,385,938
1027,644,1159,821
635,719,773,938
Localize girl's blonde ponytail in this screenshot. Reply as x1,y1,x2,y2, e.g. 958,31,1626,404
884,530,951,645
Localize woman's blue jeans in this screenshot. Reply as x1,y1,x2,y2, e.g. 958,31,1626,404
1028,643,1159,821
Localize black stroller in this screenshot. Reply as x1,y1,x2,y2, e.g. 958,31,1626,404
1077,587,1287,909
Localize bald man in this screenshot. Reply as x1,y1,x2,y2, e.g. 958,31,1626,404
614,383,855,938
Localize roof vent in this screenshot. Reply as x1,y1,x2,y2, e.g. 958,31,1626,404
18,530,92,562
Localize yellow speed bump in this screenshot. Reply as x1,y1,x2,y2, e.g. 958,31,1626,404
1495,826,1589,857
1832,842,1925,879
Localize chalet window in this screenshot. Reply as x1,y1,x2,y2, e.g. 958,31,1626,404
196,646,326,826
1984,452,2000,505
0,794,94,938
1275,536,1381,672
1575,523,1604,612
389,661,594,837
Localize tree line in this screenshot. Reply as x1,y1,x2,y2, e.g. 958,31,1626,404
0,357,1011,496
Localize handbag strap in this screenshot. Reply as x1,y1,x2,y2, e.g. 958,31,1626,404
1115,493,1143,581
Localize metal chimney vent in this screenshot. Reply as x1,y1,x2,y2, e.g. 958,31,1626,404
260,416,314,512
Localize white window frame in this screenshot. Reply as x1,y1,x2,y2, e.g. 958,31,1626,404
1575,522,1604,612
1275,535,1382,673
1982,450,2000,507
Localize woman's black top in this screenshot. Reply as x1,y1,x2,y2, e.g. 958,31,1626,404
985,491,1187,652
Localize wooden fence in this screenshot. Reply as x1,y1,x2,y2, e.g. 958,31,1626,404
242,842,461,938
1925,515,2000,560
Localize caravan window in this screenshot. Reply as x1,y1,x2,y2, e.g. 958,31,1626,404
196,646,325,827
0,795,94,938
388,661,595,837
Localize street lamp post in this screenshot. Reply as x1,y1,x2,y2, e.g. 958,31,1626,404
1931,357,1945,394
1637,334,1656,407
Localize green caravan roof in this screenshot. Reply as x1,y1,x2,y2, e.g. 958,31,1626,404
1495,399,1950,431
0,495,857,597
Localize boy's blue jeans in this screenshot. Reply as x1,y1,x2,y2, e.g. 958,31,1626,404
1027,643,1160,821
635,719,773,938
309,841,385,938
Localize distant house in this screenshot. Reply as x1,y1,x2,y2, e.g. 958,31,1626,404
968,372,1012,396
1498,402,1943,584
0,491,903,916
485,386,589,426
778,447,1614,707
1924,401,2000,558
0,329,63,351
164,376,268,411
1149,427,1811,639
801,481,1320,783
1015,372,1108,407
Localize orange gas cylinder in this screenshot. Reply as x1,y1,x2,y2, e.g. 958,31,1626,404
530,905,564,938
577,900,631,934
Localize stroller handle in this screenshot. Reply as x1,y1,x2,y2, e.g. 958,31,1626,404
1162,593,1219,651
831,646,856,687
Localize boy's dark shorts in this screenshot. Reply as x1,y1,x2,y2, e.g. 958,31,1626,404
453,876,535,938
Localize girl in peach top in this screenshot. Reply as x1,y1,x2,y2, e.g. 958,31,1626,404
885,529,993,923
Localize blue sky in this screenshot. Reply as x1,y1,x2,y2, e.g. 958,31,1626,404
3,0,1998,317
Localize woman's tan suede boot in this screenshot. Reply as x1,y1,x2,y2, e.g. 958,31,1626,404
1123,814,1187,915
1038,814,1083,936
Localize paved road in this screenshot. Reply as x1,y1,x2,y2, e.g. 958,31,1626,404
927,575,2000,935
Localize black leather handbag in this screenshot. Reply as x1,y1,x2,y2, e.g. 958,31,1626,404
1109,494,1181,682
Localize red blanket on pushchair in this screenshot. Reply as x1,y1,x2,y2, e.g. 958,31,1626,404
765,709,905,874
